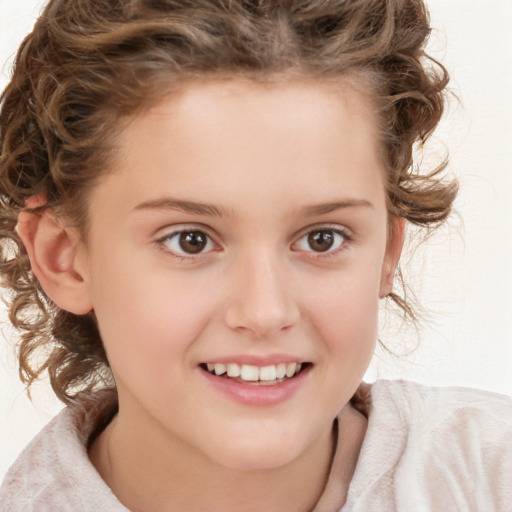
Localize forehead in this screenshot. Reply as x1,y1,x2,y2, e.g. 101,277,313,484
95,78,386,219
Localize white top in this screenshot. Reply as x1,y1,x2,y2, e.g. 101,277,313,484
1,380,511,511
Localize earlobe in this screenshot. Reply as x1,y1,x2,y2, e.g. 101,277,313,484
17,196,93,315
379,217,406,298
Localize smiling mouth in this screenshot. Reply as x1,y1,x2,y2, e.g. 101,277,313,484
199,362,311,386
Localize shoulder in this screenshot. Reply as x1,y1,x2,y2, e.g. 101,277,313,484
344,380,512,512
0,392,127,512
370,378,512,425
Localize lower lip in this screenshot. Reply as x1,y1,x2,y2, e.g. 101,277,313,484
199,366,311,406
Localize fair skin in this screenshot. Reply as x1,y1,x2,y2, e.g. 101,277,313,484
19,78,404,511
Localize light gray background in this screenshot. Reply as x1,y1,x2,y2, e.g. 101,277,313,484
1,0,511,479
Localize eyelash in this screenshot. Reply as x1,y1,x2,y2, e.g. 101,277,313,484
155,225,218,260
155,224,352,261
292,225,351,259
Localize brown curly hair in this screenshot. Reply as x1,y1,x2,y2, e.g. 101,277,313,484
0,0,457,404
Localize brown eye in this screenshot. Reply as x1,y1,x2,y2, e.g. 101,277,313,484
179,231,208,254
161,230,214,255
307,230,335,252
294,228,346,254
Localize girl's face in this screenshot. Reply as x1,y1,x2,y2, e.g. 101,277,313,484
78,79,402,470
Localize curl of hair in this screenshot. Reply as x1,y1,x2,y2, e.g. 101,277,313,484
0,0,458,404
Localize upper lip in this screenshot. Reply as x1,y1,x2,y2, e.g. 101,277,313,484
200,354,309,366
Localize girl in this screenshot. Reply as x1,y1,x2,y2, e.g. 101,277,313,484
0,0,510,511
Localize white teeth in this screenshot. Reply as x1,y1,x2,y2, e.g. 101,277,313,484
205,362,304,381
276,363,287,379
214,363,226,376
227,363,241,378
240,364,259,381
259,365,277,381
286,362,297,378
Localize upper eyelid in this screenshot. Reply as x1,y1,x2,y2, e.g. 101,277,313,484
290,225,352,259
154,223,350,238
155,227,219,259
154,223,218,241
292,223,352,241
154,225,220,256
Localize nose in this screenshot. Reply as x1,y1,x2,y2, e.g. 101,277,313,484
224,251,300,338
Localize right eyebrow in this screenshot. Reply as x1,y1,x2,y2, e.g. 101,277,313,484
133,197,235,218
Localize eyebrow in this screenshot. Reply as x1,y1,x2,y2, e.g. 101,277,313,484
133,197,373,217
299,199,374,216
133,198,233,218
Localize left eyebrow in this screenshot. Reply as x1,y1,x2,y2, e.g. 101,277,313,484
299,199,374,216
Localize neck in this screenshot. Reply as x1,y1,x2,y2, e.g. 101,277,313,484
89,399,365,512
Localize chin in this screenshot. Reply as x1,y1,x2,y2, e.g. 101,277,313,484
207,432,306,472
217,450,299,472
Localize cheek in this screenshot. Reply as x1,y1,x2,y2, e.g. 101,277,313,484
310,256,383,333
89,261,217,380
305,254,383,376
291,266,379,432
318,285,378,370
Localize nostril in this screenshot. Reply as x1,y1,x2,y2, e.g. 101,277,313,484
223,277,300,337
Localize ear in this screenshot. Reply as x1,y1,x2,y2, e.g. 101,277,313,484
379,217,406,298
17,194,93,315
